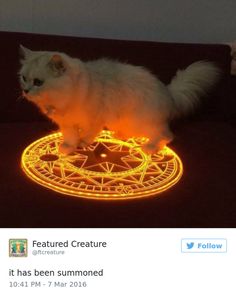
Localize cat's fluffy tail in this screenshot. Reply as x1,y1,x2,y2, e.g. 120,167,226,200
167,61,220,117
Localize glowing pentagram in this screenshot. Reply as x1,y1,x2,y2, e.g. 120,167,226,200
21,130,183,200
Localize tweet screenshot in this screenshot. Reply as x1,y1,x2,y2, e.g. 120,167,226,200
0,229,235,292
1,10,236,293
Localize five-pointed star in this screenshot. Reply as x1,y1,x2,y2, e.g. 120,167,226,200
72,141,142,173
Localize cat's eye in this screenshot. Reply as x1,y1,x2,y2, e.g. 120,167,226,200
33,78,44,87
22,75,26,82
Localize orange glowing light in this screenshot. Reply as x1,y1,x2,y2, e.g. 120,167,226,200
21,130,183,200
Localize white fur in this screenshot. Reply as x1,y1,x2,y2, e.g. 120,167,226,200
168,61,220,117
19,46,220,154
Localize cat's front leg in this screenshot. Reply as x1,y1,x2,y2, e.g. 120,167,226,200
59,126,80,155
77,127,101,149
59,142,77,155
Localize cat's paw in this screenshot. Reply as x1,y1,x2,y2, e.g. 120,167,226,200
78,139,93,149
142,142,165,155
142,143,158,155
59,142,76,155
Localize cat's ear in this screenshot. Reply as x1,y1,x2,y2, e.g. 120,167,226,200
19,45,33,59
48,54,66,76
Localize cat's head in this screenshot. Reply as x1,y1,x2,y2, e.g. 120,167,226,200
19,45,68,103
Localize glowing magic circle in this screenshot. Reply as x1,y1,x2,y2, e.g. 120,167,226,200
21,130,183,200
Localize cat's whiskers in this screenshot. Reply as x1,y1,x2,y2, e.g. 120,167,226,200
17,95,24,101
16,89,25,102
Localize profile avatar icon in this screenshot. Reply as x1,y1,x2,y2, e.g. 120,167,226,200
9,239,27,257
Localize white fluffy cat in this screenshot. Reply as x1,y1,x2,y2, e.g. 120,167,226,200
19,45,220,154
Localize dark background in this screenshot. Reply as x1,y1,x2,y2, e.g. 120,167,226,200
0,31,236,228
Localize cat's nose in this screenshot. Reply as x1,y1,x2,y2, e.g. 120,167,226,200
24,89,29,94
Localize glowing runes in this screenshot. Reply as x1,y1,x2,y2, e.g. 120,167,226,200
21,131,183,200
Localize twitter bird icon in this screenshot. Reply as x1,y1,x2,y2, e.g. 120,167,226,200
186,242,194,249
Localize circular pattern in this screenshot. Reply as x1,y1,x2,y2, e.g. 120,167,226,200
21,130,183,200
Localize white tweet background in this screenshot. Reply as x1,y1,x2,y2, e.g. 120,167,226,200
0,229,235,292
